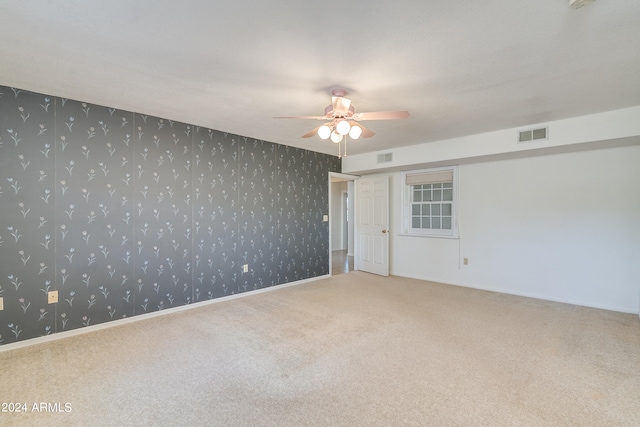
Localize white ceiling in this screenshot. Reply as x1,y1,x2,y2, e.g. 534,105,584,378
1,0,639,157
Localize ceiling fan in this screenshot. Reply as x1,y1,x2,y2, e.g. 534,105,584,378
274,88,410,144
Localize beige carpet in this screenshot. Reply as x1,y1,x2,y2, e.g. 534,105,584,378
1,272,639,426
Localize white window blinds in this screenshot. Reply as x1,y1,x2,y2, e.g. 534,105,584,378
405,170,453,186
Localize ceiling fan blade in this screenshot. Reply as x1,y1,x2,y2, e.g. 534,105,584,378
302,126,321,138
352,110,410,121
302,123,333,138
332,96,352,115
349,121,375,138
273,115,328,120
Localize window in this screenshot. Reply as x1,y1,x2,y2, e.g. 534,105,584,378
402,166,458,237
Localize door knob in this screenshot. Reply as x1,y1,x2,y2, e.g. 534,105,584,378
382,229,388,233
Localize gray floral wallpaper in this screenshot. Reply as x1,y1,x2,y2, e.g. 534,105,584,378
0,86,341,345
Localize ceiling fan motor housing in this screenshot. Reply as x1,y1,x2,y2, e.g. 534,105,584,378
325,104,354,117
331,88,348,97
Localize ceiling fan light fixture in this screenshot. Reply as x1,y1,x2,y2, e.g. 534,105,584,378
330,130,342,143
274,89,408,149
336,119,351,135
348,124,362,140
317,125,332,139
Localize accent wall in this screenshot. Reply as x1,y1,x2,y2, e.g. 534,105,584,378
0,86,341,345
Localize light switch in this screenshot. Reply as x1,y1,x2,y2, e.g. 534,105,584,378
243,264,248,273
0,297,4,311
323,215,329,222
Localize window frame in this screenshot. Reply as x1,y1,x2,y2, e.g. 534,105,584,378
401,166,459,238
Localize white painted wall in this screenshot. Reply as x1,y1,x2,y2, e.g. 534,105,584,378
382,145,640,313
343,106,640,175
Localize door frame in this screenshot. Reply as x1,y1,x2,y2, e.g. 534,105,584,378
328,172,359,276
341,190,349,252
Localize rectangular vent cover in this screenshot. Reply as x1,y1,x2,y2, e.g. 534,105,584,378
518,127,548,143
377,152,393,163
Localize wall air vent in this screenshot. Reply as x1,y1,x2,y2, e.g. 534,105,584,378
377,152,393,163
570,0,595,9
518,126,548,143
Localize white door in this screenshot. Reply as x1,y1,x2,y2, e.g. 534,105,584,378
356,176,389,276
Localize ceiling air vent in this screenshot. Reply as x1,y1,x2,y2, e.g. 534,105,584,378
377,152,393,163
518,126,548,143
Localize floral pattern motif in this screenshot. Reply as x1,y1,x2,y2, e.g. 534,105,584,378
54,100,136,331
0,86,341,345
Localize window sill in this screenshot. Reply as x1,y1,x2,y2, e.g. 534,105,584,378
398,232,459,239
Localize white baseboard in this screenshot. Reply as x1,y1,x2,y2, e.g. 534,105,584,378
390,272,639,315
0,274,329,353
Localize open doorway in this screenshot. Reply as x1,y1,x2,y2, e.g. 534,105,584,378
329,172,358,275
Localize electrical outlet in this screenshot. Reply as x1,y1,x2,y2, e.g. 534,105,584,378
0,297,4,311
48,290,58,304
243,264,248,273
463,258,469,266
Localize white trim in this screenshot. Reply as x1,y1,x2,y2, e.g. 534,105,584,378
329,172,359,276
341,190,349,250
401,165,459,237
390,272,637,314
0,274,328,353
329,172,360,181
397,233,460,240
